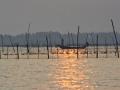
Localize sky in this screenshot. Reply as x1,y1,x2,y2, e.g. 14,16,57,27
0,0,120,35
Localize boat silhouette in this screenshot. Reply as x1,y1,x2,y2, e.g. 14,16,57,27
56,42,89,49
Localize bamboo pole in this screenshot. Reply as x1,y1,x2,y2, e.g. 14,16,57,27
26,44,29,59
105,37,108,58
16,44,19,59
57,47,59,59
77,26,80,59
111,19,119,58
0,34,4,53
46,36,49,59
111,36,117,56
26,24,31,59
37,40,40,59
96,34,98,58
86,34,88,58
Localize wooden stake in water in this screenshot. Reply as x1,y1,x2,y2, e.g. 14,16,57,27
46,36,49,59
112,37,117,56
57,47,59,59
0,35,4,53
16,44,19,59
86,34,88,58
37,40,40,59
111,19,119,58
96,35,98,58
26,44,29,59
105,37,108,58
77,26,80,59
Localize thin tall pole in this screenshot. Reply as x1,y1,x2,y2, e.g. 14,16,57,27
1,35,3,53
96,34,98,58
57,47,59,59
111,19,119,58
46,36,49,59
105,37,108,58
16,44,19,59
37,40,40,59
67,32,70,53
111,36,117,56
77,26,80,59
86,34,88,58
26,24,31,59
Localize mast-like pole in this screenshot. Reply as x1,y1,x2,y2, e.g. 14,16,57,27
77,26,80,59
46,36,49,59
96,34,98,58
111,19,119,58
0,34,4,53
26,24,30,59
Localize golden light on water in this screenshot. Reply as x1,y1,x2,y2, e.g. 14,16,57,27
50,52,94,90
55,49,86,59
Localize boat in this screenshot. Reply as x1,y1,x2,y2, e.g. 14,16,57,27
56,42,89,49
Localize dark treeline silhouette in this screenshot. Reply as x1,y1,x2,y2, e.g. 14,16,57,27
0,31,120,47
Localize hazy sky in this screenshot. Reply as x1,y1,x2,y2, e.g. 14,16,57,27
0,0,120,35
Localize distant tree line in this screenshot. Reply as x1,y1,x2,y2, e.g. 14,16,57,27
0,31,119,47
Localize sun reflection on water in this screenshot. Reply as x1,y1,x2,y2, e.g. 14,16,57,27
50,53,94,90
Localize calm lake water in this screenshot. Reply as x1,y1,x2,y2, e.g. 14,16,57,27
0,56,120,90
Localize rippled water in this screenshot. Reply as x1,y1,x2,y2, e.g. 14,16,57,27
0,57,120,90
49,58,94,90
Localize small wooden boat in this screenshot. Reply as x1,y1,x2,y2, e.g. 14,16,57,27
56,42,89,49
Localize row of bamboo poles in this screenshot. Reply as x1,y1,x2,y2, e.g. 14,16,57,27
0,19,119,59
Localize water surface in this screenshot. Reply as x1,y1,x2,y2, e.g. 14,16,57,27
2,57,120,90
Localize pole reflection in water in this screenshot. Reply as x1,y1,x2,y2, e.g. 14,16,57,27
50,54,94,90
